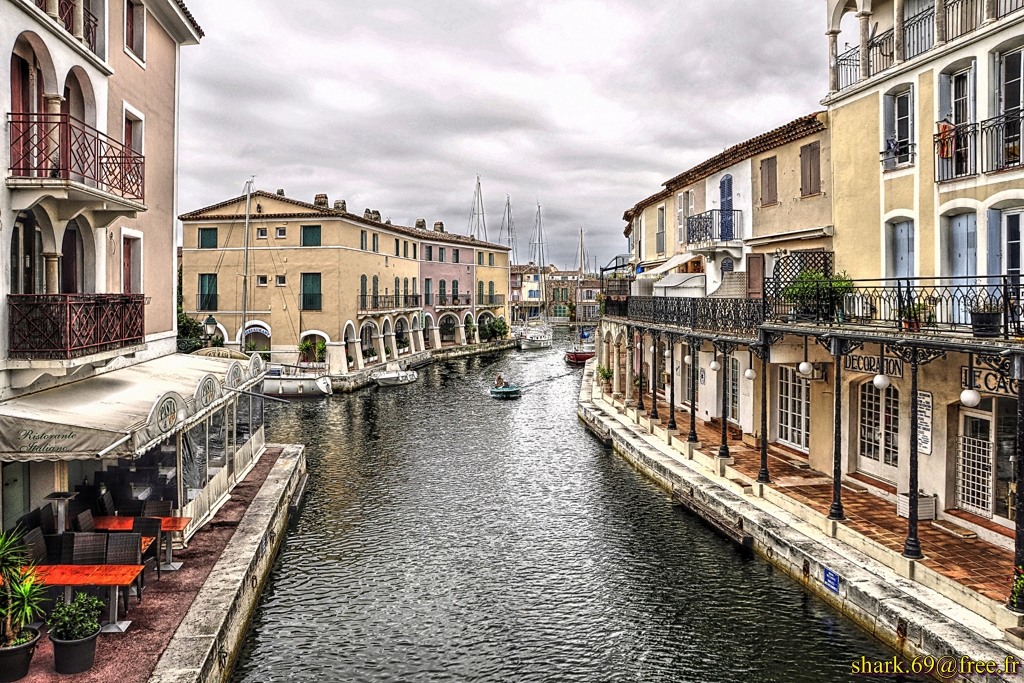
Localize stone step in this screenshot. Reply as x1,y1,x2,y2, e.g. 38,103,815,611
930,519,979,539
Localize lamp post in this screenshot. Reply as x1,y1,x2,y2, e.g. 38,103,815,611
202,315,218,348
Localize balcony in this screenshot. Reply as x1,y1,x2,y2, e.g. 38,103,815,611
478,294,505,307
603,295,763,338
686,210,742,246
8,294,145,360
32,0,100,54
881,141,917,170
435,294,472,309
981,112,1023,173
8,113,145,204
357,294,422,313
935,123,977,182
946,0,985,40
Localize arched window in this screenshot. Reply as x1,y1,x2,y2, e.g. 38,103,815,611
488,281,495,296
439,280,447,299
721,258,734,274
395,277,400,298
859,382,900,471
372,275,379,301
360,274,367,295
452,279,459,300
403,278,409,298
720,174,734,239
478,280,485,300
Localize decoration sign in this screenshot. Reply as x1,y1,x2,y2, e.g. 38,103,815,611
823,568,840,594
961,367,1020,397
917,391,933,456
843,354,903,378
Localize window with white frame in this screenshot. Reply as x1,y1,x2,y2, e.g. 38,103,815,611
858,382,900,468
276,274,286,286
257,227,268,239
778,366,810,450
726,355,740,423
656,205,666,254
257,275,268,286
276,227,286,239
883,87,914,168
125,0,145,60
685,350,699,406
677,192,686,242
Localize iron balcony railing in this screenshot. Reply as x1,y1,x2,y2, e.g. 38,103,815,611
935,123,978,181
435,294,472,308
1000,0,1024,17
904,7,935,60
869,28,895,76
300,292,322,311
604,296,763,337
8,113,145,202
357,294,422,311
982,112,1024,173
8,293,145,359
197,293,217,311
837,45,860,91
602,278,633,297
881,141,916,170
479,294,505,306
947,0,985,40
764,275,1024,340
686,209,742,244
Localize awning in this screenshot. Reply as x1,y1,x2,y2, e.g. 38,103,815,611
654,273,704,289
0,352,267,462
644,254,695,277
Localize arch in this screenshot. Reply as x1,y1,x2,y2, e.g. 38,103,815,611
411,314,419,329
984,190,1024,212
477,311,495,325
63,66,97,127
12,31,59,95
343,320,358,342
439,314,459,343
236,319,272,345
381,317,393,336
827,0,858,32
299,329,332,344
881,208,918,225
424,313,435,329
720,257,734,274
463,312,475,327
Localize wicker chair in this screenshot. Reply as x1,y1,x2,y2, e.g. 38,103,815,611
143,500,172,518
21,527,48,565
39,504,56,534
74,510,96,533
106,532,145,609
96,491,116,517
69,532,108,565
132,517,162,581
117,499,145,517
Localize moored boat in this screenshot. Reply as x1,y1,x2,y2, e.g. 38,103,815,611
371,362,418,387
264,364,333,396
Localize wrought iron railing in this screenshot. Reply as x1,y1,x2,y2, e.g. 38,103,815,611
176,337,204,354
904,8,935,60
869,29,895,76
357,294,423,311
947,0,984,40
605,298,629,318
604,296,763,337
764,275,1024,339
935,123,978,181
602,278,633,297
8,113,145,201
1000,0,1024,17
982,112,1023,173
686,209,742,243
300,292,322,311
837,45,860,91
9,294,145,359
479,294,505,306
881,141,916,170
435,294,472,308
84,8,98,52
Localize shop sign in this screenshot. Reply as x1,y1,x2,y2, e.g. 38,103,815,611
960,367,1020,397
917,391,932,456
243,324,271,339
843,354,903,378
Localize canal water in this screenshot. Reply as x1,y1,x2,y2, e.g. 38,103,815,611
232,334,906,682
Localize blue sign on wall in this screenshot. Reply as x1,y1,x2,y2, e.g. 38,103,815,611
823,568,840,594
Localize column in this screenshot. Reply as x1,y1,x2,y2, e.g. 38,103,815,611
650,334,660,421
473,328,480,344
828,29,841,93
625,332,635,405
858,12,872,81
894,0,906,64
757,353,771,483
44,94,64,178
636,331,645,412
687,341,698,443
612,341,622,399
828,339,846,520
457,325,467,346
667,336,677,431
415,328,425,353
430,325,442,350
351,340,364,371
985,0,998,23
332,343,349,375
903,353,923,559
935,0,947,45
46,0,58,18
73,0,84,41
718,351,729,459
385,332,397,359
43,253,61,294
373,334,387,363
1011,354,1024,611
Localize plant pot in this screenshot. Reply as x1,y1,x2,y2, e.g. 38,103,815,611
971,311,1001,338
903,319,921,332
0,628,40,683
50,629,99,675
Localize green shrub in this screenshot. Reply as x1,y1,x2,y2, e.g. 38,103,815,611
47,593,104,641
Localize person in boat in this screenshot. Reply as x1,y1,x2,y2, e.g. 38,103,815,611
495,374,505,388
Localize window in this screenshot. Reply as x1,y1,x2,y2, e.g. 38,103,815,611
403,278,409,299
300,273,322,311
760,156,778,206
438,247,445,263
425,245,433,261
372,275,379,296
395,238,400,256
452,280,459,297
123,108,144,155
800,141,821,196
990,51,1023,171
276,274,286,286
198,274,217,311
489,281,495,297
453,249,460,264
489,253,494,266
778,366,810,450
257,227,268,239
125,0,145,59
403,241,409,258
276,227,286,239
198,228,217,249
685,349,699,406
656,205,666,254
412,244,417,260
372,234,379,252
676,192,688,242
257,275,268,287
726,356,740,423
478,252,484,266
562,287,569,300
424,278,432,304
887,220,915,278
883,89,914,169
478,280,485,300
859,382,900,470
394,277,400,296
554,305,568,317
360,230,367,250
360,274,367,296
1007,212,1022,283
301,225,321,247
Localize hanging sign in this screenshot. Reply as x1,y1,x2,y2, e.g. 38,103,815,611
843,354,903,378
961,367,1020,397
917,391,933,456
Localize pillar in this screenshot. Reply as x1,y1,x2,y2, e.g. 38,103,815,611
667,337,677,431
612,341,622,399
44,94,64,177
687,341,698,443
457,325,467,346
827,29,841,93
430,326,442,350
625,335,635,405
858,12,872,81
636,331,645,412
45,0,58,19
650,334,660,421
717,352,729,458
43,253,60,294
1011,354,1024,611
903,354,923,559
828,340,846,520
330,343,349,375
73,0,84,40
373,334,387,364
985,0,997,23
349,339,364,370
415,329,425,353
894,0,906,64
385,332,397,359
473,328,480,344
935,0,947,45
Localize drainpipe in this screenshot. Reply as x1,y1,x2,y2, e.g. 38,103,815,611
828,337,846,521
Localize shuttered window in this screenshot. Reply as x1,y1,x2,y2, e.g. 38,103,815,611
800,142,821,197
198,228,217,249
760,156,778,206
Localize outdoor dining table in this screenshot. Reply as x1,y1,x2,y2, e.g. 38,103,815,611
92,516,193,571
32,564,145,633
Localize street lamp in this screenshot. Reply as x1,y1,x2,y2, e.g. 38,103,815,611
709,358,721,372
203,315,218,347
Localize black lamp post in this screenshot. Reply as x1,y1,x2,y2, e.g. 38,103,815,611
636,329,645,412
202,315,218,347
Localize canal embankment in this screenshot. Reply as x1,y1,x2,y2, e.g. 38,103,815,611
577,358,1023,682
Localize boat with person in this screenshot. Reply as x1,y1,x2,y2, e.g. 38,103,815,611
371,362,418,387
490,374,521,399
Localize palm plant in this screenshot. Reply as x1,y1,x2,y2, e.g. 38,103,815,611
0,530,47,648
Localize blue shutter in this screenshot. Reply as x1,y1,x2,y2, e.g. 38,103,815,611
988,209,1003,278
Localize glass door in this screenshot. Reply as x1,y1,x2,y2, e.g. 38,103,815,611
958,409,994,517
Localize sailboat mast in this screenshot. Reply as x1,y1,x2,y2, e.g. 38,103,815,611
536,203,546,319
468,175,488,241
241,179,253,347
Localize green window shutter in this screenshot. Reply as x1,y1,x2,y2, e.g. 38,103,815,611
302,225,321,247
199,228,217,249
489,253,494,266
301,273,321,311
478,281,484,298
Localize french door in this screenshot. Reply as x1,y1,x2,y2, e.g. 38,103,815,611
857,382,900,482
778,366,810,451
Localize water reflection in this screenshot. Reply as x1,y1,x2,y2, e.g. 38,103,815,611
232,334,904,682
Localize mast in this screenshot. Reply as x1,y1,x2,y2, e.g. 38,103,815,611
467,175,488,241
534,203,547,322
499,195,518,266
241,178,254,348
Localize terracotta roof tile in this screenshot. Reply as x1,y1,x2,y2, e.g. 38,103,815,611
175,0,204,38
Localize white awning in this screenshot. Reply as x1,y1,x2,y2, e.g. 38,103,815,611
644,253,695,276
0,353,266,461
653,273,704,289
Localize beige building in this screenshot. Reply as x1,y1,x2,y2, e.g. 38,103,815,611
180,191,510,373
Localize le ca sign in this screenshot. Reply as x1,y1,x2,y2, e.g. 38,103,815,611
961,367,1020,396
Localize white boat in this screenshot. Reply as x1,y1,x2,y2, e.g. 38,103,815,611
371,362,418,387
264,364,333,396
520,203,552,351
520,321,553,349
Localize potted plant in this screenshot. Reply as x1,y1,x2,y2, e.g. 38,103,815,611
970,301,1001,338
901,302,929,332
316,340,327,363
298,339,313,363
781,269,854,322
0,530,47,683
47,593,104,675
597,365,614,391
346,354,354,366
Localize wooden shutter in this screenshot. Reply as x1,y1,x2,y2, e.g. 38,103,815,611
760,157,777,206
800,142,820,196
746,253,765,299
124,117,133,151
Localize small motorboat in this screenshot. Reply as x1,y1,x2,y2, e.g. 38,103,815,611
490,384,521,399
264,364,333,397
564,347,596,365
371,362,418,387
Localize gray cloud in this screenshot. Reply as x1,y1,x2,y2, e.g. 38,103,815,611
179,0,828,269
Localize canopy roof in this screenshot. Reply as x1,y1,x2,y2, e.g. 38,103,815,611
653,273,705,289
0,353,266,461
645,254,696,277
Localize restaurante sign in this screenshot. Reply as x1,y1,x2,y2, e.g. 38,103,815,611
15,429,78,453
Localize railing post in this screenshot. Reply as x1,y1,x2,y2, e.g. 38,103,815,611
45,0,58,18
1004,275,1011,340
650,333,660,421
757,345,771,483
667,335,677,431
828,337,846,521
903,350,924,559
985,0,998,22
73,0,84,40
895,0,906,63
935,0,947,44
687,339,698,443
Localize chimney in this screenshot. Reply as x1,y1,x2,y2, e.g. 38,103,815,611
434,221,445,233
364,208,373,219
415,219,426,230
385,218,392,225
334,199,347,212
371,210,382,222
314,194,328,207
276,189,285,197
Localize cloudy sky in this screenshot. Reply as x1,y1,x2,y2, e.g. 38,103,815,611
178,0,828,270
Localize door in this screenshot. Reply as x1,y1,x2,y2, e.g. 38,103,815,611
746,253,765,299
720,175,734,240
1001,50,1022,168
958,410,994,517
857,382,900,482
61,227,79,294
952,70,973,176
1006,213,1022,285
123,237,133,294
778,366,810,451
949,213,977,323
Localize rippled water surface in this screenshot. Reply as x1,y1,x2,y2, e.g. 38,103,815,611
232,335,903,682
